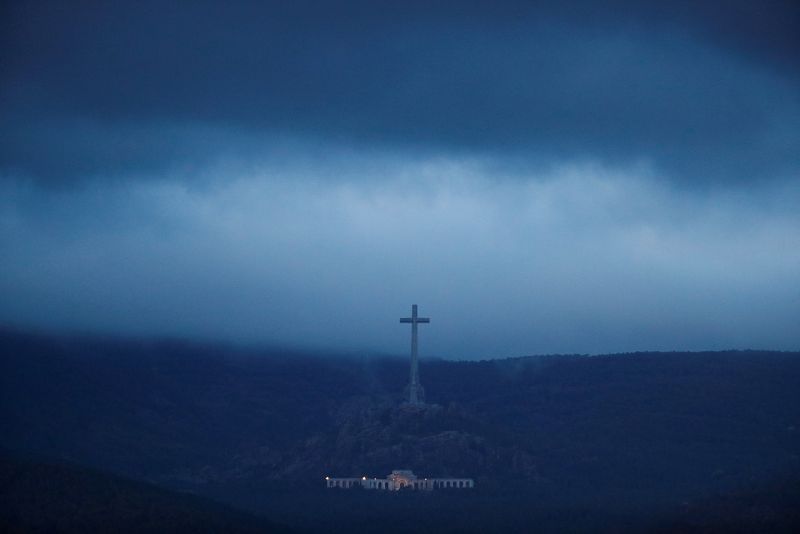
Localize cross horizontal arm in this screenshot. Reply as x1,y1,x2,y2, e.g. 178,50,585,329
400,318,430,323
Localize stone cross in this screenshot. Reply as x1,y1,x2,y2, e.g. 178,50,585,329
400,304,430,404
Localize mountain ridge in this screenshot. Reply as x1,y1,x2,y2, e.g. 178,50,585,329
2,327,799,531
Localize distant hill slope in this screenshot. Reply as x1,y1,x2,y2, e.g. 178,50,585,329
0,453,290,533
1,327,799,531
655,477,800,533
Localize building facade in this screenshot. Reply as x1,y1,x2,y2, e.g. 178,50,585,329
325,470,474,490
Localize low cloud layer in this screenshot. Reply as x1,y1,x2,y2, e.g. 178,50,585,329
2,152,797,357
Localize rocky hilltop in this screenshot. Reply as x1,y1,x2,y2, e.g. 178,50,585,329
286,400,538,481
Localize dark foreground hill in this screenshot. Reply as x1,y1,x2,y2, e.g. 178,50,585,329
0,453,290,533
1,328,799,532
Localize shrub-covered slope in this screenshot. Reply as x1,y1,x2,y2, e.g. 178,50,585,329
0,453,290,533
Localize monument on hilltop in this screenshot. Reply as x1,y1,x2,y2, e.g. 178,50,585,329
323,308,478,490
400,304,429,405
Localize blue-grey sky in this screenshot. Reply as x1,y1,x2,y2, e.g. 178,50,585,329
1,1,798,358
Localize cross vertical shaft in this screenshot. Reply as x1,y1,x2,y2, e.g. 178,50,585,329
400,304,430,404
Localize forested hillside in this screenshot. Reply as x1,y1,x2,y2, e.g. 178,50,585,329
2,328,799,532
0,454,290,532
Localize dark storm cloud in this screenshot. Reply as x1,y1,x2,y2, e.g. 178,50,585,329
2,1,798,186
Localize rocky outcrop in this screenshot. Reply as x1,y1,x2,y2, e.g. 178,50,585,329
248,398,540,484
